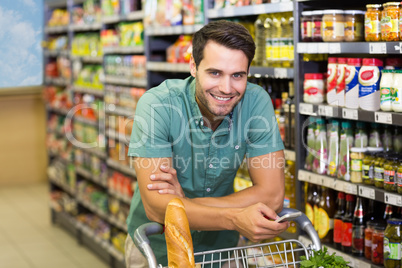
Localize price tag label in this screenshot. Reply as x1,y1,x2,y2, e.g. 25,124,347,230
274,68,288,78
318,43,329,54
318,105,334,117
385,193,402,206
334,180,345,192
318,105,326,116
343,108,358,120
299,103,314,115
369,42,387,54
322,176,335,188
359,186,375,199
298,170,307,181
284,150,296,161
344,182,358,195
375,112,392,124
297,43,307,53
328,43,341,54
307,43,318,54
310,173,319,185
279,2,293,12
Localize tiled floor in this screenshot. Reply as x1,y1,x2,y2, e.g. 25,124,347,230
0,182,109,268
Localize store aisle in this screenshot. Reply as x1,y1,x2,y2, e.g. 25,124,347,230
0,182,109,268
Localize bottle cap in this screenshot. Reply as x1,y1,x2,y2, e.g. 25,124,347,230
346,194,356,202
322,9,344,15
347,58,362,66
338,58,347,64
344,10,366,15
363,58,383,67
341,121,352,128
328,57,337,64
302,11,313,16
338,192,345,199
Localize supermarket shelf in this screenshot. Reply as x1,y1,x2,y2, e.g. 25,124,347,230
249,66,294,79
46,105,70,116
103,46,145,54
208,2,293,18
298,102,400,126
105,105,135,117
44,49,70,57
107,129,131,144
72,86,104,97
48,174,76,196
44,25,69,34
73,116,98,126
107,159,136,177
108,188,133,205
297,41,402,55
298,170,402,207
51,209,78,237
299,235,383,268
76,195,109,220
69,23,102,32
147,62,190,73
75,166,108,188
70,55,103,64
75,146,108,159
102,10,144,24
109,215,128,232
284,149,296,162
145,24,204,36
45,76,71,86
104,75,147,87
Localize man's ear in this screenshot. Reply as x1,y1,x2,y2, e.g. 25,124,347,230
190,55,196,77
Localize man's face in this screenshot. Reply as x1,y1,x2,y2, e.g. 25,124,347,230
190,41,249,120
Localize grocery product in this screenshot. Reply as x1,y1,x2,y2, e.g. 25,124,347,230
397,160,402,194
313,118,328,175
369,123,383,148
363,147,384,185
327,120,340,177
380,70,394,111
381,2,400,42
301,11,313,42
374,152,386,189
365,221,375,260
365,4,382,41
327,57,338,105
354,121,368,148
336,58,347,107
305,118,316,171
358,58,383,112
322,10,345,42
392,70,402,112
384,155,399,192
384,219,402,267
311,10,323,42
344,10,365,41
318,187,335,243
382,125,393,152
345,58,362,109
350,147,366,184
303,73,324,104
333,191,345,250
254,15,266,66
352,197,365,256
372,221,386,265
338,121,353,181
342,194,355,254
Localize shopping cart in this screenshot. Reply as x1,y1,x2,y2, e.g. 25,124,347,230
133,208,321,268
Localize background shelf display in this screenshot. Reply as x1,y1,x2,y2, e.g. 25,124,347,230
106,159,136,177
44,25,69,34
103,46,145,54
297,42,402,55
249,67,294,79
104,75,147,87
69,23,102,32
146,62,190,73
208,2,293,18
145,24,204,36
101,10,144,24
72,86,104,97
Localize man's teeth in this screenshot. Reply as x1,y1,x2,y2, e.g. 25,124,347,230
213,95,231,101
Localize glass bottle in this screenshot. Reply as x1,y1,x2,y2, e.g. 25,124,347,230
384,204,394,221
254,15,266,66
313,186,321,231
354,121,368,148
342,194,356,253
327,120,340,177
372,222,386,265
289,81,296,150
318,187,335,243
352,197,366,256
284,160,297,234
384,219,402,267
369,123,383,148
305,117,316,171
264,16,273,67
382,125,393,152
393,127,402,153
338,121,354,181
313,118,328,175
333,191,346,250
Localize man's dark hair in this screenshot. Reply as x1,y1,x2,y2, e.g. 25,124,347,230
192,20,256,69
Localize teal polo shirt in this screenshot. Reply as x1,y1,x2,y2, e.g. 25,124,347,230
127,76,284,266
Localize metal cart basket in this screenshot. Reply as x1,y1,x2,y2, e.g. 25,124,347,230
134,208,321,268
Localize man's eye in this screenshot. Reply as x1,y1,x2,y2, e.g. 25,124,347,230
210,72,219,76
233,73,243,78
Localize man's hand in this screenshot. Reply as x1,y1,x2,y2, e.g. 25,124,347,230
147,165,185,198
230,203,289,242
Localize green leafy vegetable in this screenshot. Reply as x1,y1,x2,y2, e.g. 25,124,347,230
300,247,349,268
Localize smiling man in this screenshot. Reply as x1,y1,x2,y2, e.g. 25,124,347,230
125,20,287,267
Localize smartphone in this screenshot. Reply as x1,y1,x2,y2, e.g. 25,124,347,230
275,211,302,223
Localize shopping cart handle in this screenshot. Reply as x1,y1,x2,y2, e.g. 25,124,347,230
134,222,164,268
278,208,321,251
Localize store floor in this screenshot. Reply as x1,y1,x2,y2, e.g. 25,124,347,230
0,182,109,268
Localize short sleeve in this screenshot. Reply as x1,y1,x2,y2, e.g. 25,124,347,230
244,88,284,158
128,92,173,158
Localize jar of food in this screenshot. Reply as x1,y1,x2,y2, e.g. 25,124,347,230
372,222,386,265
392,70,402,112
380,69,394,112
358,58,384,112
351,147,367,183
374,153,386,189
311,10,323,42
322,10,345,42
344,10,365,41
365,4,382,41
381,2,400,41
365,221,375,260
303,73,325,104
301,11,313,42
384,219,402,267
363,151,375,185
397,160,402,194
384,155,399,192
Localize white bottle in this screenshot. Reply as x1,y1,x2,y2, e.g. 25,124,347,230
392,70,402,112
327,57,338,105
380,69,394,112
345,58,361,109
335,58,347,107
358,58,383,111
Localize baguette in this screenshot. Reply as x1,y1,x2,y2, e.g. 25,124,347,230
165,198,195,268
